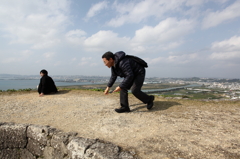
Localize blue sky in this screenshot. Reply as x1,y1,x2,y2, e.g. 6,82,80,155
0,0,240,78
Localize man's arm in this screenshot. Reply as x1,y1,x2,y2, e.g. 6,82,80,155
107,67,117,88
105,68,117,95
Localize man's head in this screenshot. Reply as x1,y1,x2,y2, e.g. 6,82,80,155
102,51,115,68
40,69,48,77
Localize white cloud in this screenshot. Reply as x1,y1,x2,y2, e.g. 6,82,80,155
85,1,108,19
21,50,33,57
185,0,208,6
134,18,194,43
0,0,70,49
65,29,86,45
1,49,33,64
168,53,199,64
107,0,233,28
149,53,199,65
107,0,201,27
131,18,195,53
53,61,62,66
43,52,55,59
147,57,164,64
1,57,21,64
185,0,228,6
202,0,240,29
210,51,240,60
82,18,195,55
210,36,240,60
108,0,167,27
211,36,240,52
71,58,77,61
83,30,130,52
78,57,92,66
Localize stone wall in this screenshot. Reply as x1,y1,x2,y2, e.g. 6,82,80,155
0,122,136,159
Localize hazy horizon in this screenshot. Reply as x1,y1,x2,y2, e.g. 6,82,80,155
0,73,239,79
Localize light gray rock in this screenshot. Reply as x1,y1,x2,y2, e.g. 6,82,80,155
0,123,136,159
27,137,45,157
85,140,120,159
49,130,77,158
43,146,55,159
51,130,77,147
20,149,36,159
119,151,135,159
27,125,49,145
0,149,20,159
0,123,27,149
67,137,96,159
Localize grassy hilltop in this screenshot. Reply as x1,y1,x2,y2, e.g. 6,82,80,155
0,88,239,158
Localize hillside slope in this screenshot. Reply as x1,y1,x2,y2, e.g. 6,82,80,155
0,90,240,159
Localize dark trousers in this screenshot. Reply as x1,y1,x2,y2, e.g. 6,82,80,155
120,71,151,108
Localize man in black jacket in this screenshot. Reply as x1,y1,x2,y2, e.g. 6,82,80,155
102,51,154,113
38,69,58,97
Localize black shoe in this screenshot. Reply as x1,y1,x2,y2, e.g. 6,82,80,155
115,107,130,113
147,96,155,110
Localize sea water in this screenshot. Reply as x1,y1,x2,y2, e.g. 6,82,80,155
0,79,93,91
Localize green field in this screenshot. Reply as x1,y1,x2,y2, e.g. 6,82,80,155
158,88,226,99
57,83,228,100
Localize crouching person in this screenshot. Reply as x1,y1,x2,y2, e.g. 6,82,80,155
102,51,154,113
38,69,58,97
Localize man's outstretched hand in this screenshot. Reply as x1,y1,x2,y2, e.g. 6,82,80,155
104,86,121,95
104,87,110,95
113,86,121,93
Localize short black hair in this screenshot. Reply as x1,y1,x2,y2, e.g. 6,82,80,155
40,69,48,75
102,51,114,60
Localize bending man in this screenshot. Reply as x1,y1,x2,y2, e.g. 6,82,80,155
102,51,154,113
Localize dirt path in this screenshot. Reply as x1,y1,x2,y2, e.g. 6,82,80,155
0,90,240,159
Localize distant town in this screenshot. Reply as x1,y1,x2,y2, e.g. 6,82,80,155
0,74,240,99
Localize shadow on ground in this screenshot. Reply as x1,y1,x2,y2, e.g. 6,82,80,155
53,90,70,95
130,101,181,112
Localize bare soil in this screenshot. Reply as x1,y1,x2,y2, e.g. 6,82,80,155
0,90,240,159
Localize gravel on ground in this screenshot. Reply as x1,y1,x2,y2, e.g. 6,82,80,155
0,90,240,159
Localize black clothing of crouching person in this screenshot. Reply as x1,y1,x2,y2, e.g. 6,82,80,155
102,51,154,113
38,69,58,97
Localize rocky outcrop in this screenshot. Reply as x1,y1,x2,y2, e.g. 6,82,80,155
0,122,135,159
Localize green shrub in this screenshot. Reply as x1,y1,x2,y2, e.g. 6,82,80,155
88,88,104,92
7,89,17,92
190,93,220,99
161,94,179,98
23,88,32,91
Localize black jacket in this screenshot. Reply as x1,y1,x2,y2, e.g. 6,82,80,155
107,51,145,89
38,75,58,94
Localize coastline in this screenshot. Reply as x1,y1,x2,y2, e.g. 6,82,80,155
0,79,102,91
